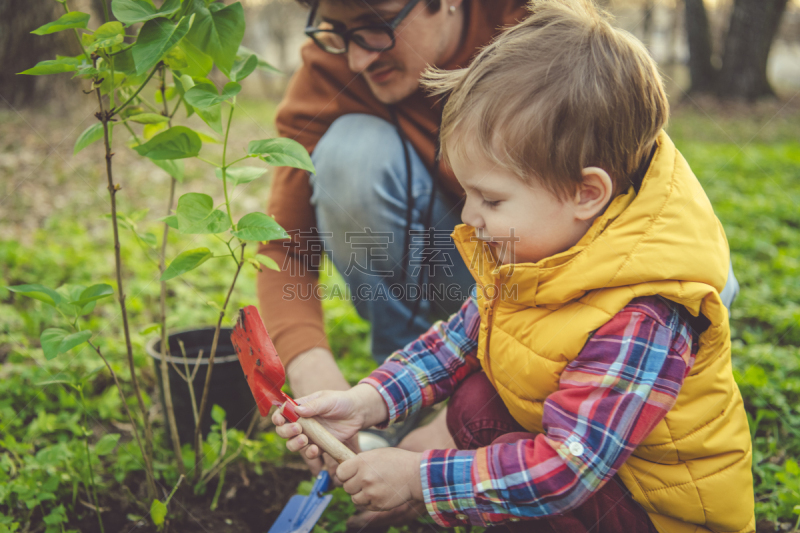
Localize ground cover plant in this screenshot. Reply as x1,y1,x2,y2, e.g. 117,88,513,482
1,0,316,530
1,45,799,533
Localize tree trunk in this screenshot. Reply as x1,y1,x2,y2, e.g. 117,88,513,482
684,0,717,94
717,0,789,100
0,0,78,108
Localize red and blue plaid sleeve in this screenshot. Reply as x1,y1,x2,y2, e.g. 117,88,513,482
360,296,481,425
421,297,697,527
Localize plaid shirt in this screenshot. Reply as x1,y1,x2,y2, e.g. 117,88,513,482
361,296,697,527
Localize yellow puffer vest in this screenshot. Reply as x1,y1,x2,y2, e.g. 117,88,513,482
451,132,754,533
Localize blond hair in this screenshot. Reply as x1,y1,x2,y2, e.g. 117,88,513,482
423,0,669,199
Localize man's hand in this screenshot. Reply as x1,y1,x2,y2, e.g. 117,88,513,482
336,448,424,511
273,384,388,461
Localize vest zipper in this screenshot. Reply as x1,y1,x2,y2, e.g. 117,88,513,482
483,296,496,383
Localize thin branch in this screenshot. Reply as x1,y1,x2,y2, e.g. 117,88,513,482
88,341,156,498
177,341,202,425
110,63,161,116
93,61,157,500
157,64,185,477
201,410,259,484
170,95,184,119
192,243,247,483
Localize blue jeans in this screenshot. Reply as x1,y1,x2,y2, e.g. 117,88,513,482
309,114,741,362
310,114,474,362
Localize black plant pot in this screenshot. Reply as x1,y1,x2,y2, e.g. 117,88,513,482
146,326,257,446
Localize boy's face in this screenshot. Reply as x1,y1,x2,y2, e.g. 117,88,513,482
314,0,463,104
451,148,595,266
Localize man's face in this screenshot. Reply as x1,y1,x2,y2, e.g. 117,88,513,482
315,0,462,104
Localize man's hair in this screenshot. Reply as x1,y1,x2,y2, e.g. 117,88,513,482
296,0,442,14
423,0,668,199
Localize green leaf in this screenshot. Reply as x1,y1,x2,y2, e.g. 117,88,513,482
150,498,167,527
95,433,121,455
41,329,68,360
152,158,185,182
128,113,169,124
59,330,92,354
132,15,194,76
139,232,157,247
175,193,231,234
6,284,62,306
185,0,245,75
214,166,266,187
256,254,280,271
231,212,288,242
74,284,114,306
237,45,281,75
18,56,81,76
86,22,125,52
195,103,222,135
160,248,213,281
160,215,179,229
112,0,181,25
32,11,90,35
211,404,225,424
178,39,213,78
74,122,106,155
183,82,240,109
248,138,315,173
134,126,202,160
230,53,257,82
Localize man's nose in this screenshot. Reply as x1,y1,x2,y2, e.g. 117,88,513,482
347,42,381,73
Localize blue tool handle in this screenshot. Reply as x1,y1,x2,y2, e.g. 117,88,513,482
294,471,332,524
312,470,332,494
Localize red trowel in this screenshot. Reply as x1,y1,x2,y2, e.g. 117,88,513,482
231,306,356,533
230,305,356,464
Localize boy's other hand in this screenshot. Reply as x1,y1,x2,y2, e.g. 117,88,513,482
336,448,424,511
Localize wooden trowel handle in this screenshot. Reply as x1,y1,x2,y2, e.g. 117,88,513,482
295,416,357,463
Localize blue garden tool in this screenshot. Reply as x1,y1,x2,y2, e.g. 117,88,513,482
268,470,334,533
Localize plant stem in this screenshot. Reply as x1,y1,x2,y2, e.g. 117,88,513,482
111,63,161,116
177,341,202,426
201,410,259,485
223,155,251,168
62,1,91,61
197,156,221,168
93,66,157,500
169,95,184,119
158,65,186,477
221,103,235,229
192,243,246,483
79,389,105,533
209,465,226,512
98,0,110,22
88,341,157,499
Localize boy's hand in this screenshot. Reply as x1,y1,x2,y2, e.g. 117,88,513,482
336,448,424,511
272,383,388,461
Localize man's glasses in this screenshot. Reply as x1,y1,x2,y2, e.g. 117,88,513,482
304,0,423,55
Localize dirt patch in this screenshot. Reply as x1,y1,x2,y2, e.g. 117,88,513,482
65,463,310,533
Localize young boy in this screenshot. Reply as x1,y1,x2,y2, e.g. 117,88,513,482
274,1,755,531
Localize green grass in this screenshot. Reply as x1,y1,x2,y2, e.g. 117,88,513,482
0,99,799,531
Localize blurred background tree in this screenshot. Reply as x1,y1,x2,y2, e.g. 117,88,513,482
686,0,790,99
0,0,81,107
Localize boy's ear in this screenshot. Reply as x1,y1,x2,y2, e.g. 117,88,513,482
574,167,613,221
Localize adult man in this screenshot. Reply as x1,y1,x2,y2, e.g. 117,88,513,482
258,0,527,467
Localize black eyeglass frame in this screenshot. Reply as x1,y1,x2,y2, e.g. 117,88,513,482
304,0,423,54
